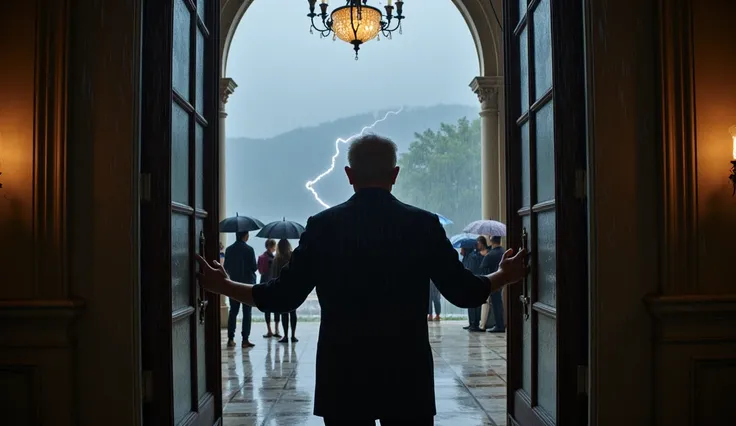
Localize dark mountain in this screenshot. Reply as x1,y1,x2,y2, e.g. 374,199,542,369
225,104,480,228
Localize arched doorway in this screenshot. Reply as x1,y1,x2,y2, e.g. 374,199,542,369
217,0,508,327
216,1,511,425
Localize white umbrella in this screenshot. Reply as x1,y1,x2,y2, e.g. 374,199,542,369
462,220,506,237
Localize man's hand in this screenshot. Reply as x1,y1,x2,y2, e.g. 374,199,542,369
497,248,528,286
196,254,229,295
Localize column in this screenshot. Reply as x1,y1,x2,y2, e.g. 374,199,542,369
497,87,507,226
219,77,237,328
471,76,504,330
470,76,503,221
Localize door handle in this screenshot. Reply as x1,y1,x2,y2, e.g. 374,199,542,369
198,298,209,325
519,227,530,321
197,230,208,325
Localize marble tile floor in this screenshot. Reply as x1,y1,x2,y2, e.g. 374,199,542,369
222,321,507,426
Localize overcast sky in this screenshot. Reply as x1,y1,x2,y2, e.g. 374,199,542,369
225,0,481,139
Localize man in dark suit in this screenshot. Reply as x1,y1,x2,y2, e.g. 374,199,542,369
224,231,257,348
197,135,526,425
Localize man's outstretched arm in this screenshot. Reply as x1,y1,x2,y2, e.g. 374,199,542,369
196,218,319,312
196,257,257,306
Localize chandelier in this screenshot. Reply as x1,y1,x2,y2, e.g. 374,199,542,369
307,0,406,60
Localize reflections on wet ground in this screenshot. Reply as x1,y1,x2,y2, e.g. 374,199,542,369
222,321,507,426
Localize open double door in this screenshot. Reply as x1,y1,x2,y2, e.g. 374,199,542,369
136,0,589,424
140,0,222,424
503,0,589,425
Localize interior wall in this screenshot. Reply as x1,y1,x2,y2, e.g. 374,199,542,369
0,1,82,425
647,1,736,425
692,0,736,295
587,0,736,425
0,0,143,425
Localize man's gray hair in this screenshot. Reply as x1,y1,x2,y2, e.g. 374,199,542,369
347,134,398,183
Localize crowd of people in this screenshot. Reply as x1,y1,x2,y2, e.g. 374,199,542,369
221,233,299,348
458,235,506,332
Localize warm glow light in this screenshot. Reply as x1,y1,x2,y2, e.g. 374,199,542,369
331,6,382,44
730,125,736,160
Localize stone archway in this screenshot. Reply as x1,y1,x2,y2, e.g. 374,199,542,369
220,0,505,215
220,0,502,77
217,0,507,323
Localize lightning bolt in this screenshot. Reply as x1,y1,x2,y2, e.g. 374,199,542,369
305,107,404,208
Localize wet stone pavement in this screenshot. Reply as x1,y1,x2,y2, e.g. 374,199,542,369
222,321,507,426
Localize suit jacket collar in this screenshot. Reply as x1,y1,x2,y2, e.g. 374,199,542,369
349,188,397,201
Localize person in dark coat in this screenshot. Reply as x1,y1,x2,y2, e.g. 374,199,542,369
480,236,506,332
196,134,527,425
460,247,485,331
270,238,298,343
258,239,279,338
224,231,258,348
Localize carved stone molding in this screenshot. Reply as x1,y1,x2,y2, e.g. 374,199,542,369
470,76,503,113
219,77,238,112
657,0,698,295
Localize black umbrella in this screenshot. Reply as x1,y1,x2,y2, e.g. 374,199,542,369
256,218,305,240
218,213,265,233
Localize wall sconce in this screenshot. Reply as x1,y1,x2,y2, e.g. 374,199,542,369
730,125,736,195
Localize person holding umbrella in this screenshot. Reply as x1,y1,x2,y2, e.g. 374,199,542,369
256,218,306,343
224,231,258,348
270,239,299,343
258,239,280,338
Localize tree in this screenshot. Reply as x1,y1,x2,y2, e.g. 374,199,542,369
394,117,482,237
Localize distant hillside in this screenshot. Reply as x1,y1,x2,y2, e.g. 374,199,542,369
224,104,479,229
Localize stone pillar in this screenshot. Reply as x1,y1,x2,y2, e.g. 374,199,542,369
219,77,237,328
471,76,504,329
470,76,503,221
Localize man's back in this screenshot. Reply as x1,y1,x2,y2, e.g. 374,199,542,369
252,188,491,419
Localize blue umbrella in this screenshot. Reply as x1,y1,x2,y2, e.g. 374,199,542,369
436,213,453,226
256,218,306,240
450,233,479,249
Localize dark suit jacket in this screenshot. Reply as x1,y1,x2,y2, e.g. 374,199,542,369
252,188,492,419
480,246,505,275
224,240,257,284
462,249,485,275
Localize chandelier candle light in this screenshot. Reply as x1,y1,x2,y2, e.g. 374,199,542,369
307,0,405,60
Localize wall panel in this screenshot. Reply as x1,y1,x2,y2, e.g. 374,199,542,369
0,1,83,425
647,1,736,424
0,0,38,299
